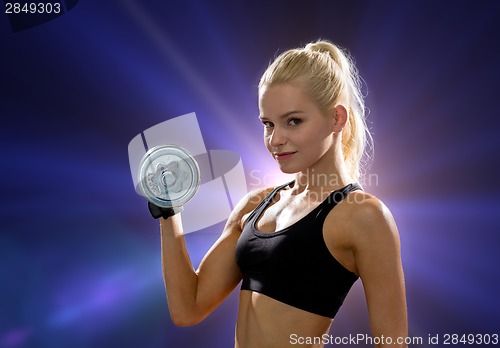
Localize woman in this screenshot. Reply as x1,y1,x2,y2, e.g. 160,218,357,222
152,40,408,347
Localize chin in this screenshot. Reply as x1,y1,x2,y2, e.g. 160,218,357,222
278,164,300,175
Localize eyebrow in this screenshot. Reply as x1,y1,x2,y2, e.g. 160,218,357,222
259,110,305,120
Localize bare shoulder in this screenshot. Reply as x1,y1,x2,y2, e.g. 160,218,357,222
345,191,396,226
323,190,401,276
334,190,400,247
224,186,276,233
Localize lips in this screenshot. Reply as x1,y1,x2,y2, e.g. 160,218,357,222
274,151,296,161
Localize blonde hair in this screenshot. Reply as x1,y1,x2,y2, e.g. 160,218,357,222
259,40,372,182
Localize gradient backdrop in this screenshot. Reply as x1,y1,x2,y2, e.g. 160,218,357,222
1,1,500,347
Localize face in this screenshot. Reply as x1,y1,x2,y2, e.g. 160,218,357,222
259,83,336,174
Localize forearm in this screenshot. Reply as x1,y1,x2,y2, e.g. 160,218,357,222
159,213,199,325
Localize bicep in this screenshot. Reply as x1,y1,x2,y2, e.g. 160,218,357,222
353,200,408,344
194,222,243,313
191,188,270,318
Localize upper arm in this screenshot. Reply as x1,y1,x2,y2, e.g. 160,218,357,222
350,197,408,346
192,187,272,319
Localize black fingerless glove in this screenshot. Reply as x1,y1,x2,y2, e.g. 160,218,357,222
148,201,184,219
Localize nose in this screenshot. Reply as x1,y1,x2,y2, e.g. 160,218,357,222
268,126,286,148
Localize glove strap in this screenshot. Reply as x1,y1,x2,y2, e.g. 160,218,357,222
148,201,184,219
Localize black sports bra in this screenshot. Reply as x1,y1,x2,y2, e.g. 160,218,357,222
235,181,361,318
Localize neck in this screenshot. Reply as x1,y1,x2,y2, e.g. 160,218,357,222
291,143,353,194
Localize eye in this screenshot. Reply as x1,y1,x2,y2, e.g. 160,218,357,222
262,120,274,128
288,118,302,126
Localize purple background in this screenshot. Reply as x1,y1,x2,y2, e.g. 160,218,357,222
1,1,499,347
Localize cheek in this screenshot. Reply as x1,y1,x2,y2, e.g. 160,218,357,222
301,125,334,154
263,133,272,151
302,123,332,143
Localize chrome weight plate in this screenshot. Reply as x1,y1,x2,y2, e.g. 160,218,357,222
138,145,200,208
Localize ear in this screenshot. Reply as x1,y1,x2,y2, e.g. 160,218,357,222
331,105,348,133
